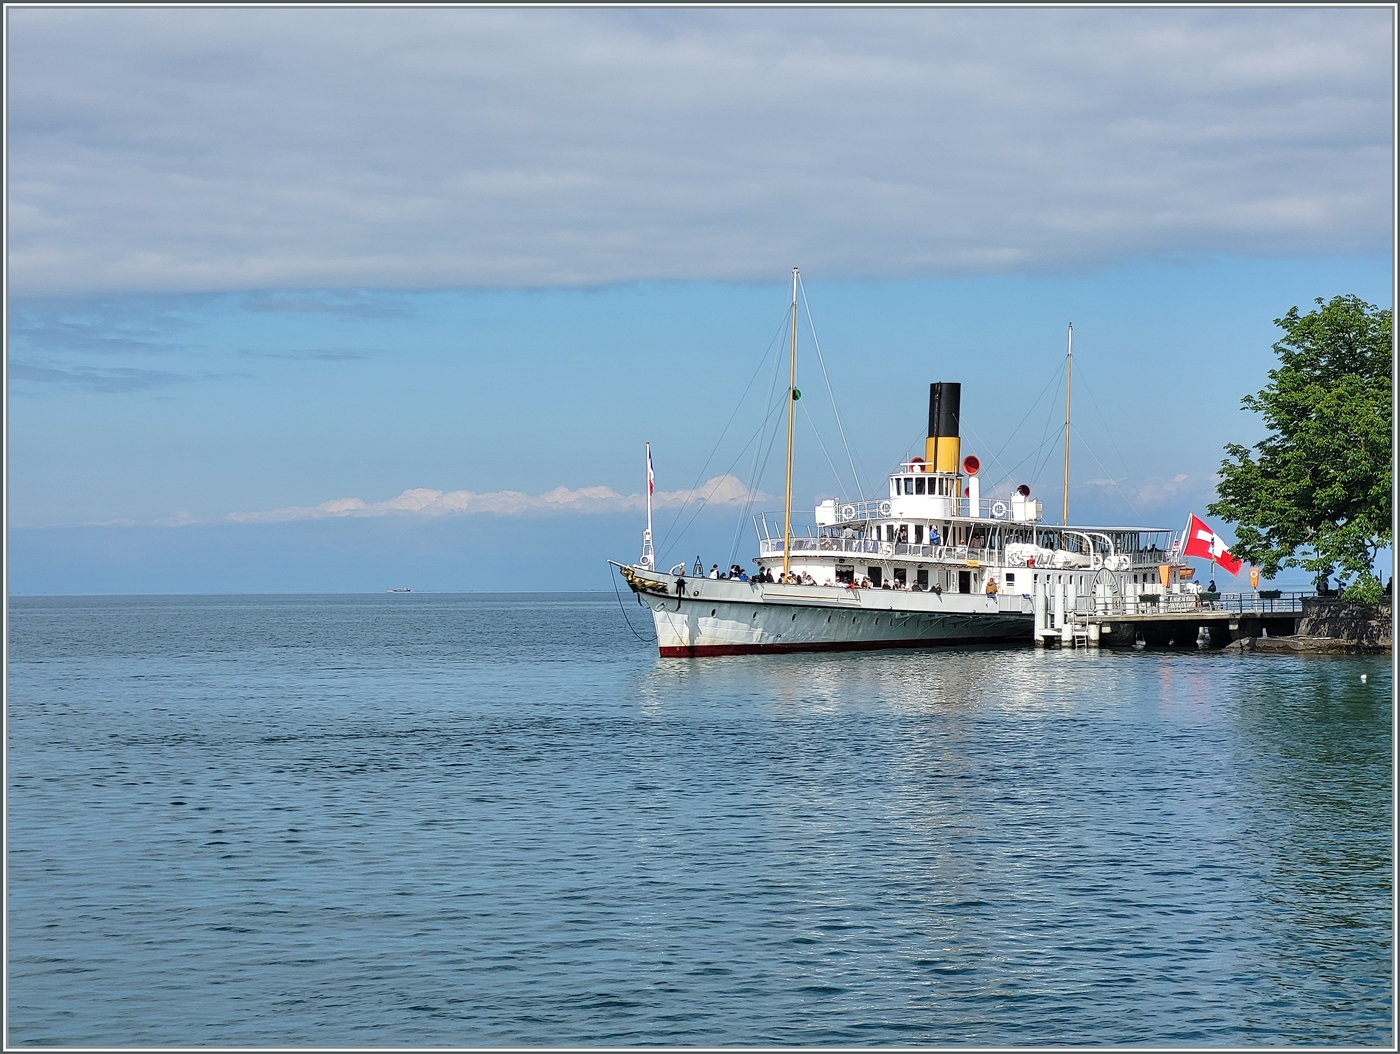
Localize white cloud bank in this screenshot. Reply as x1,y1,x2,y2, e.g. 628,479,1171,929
1081,472,1213,517
227,475,767,524
7,7,1391,297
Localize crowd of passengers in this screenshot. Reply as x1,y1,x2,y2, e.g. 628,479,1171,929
691,559,999,596
704,563,791,583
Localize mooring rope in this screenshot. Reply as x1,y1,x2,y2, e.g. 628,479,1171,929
610,563,657,643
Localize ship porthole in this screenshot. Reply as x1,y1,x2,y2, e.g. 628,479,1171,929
827,616,831,623
711,609,716,616
752,612,757,619
791,614,797,621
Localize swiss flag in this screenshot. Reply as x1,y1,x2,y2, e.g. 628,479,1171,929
1182,513,1243,575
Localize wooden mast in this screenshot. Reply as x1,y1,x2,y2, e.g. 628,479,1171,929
1062,322,1072,526
782,267,798,582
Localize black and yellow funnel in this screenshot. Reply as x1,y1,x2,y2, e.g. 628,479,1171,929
925,382,961,473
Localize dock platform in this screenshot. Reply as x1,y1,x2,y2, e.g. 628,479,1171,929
1039,592,1311,648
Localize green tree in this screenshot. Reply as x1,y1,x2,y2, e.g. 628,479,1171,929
1208,295,1392,599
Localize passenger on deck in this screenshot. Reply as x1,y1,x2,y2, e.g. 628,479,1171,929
986,577,999,597
709,564,720,579
932,583,942,596
801,572,815,585
860,577,871,589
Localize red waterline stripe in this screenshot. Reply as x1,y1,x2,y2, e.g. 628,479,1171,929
658,633,1030,658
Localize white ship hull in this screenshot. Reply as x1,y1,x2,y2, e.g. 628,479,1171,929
622,568,1031,657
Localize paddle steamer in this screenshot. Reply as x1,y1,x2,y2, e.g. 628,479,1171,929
616,272,1192,656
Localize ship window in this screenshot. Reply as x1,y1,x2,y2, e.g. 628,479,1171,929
894,567,907,587
917,568,928,589
914,525,924,545
1006,573,1015,588
904,478,914,494
915,477,926,495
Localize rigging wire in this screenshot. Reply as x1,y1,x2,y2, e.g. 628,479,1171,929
655,308,791,552
724,316,792,568
728,388,792,569
801,400,850,502
986,429,1064,486
798,275,866,498
980,361,1067,491
1075,372,1143,510
1027,361,1070,496
1071,422,1145,522
660,392,788,567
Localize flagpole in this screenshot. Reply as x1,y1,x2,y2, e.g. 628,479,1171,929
641,441,655,570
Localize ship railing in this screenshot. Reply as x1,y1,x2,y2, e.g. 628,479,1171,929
758,537,995,564
833,499,887,523
1073,591,1314,617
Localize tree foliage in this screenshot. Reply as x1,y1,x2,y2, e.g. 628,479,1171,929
1208,295,1392,594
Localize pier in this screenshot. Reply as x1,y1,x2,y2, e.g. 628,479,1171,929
1033,585,1311,648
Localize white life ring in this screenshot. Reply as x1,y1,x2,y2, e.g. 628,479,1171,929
840,504,857,521
991,501,1008,519
878,500,892,516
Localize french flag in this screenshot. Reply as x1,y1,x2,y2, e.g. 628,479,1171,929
647,447,654,495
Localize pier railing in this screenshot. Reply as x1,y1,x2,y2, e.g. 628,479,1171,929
1074,591,1313,617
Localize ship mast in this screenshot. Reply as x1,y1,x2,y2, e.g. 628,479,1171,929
1062,322,1072,526
782,267,798,582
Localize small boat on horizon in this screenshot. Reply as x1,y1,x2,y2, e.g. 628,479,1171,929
387,587,412,593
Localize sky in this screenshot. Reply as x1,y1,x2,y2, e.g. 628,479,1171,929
6,6,1394,594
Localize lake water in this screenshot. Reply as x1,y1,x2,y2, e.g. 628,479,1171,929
6,593,1392,1046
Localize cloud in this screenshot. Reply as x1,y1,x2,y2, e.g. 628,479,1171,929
226,475,768,523
8,361,192,393
236,347,374,361
1081,472,1213,516
238,291,412,319
6,8,1390,297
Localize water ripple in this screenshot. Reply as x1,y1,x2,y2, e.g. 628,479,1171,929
7,593,1392,1045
